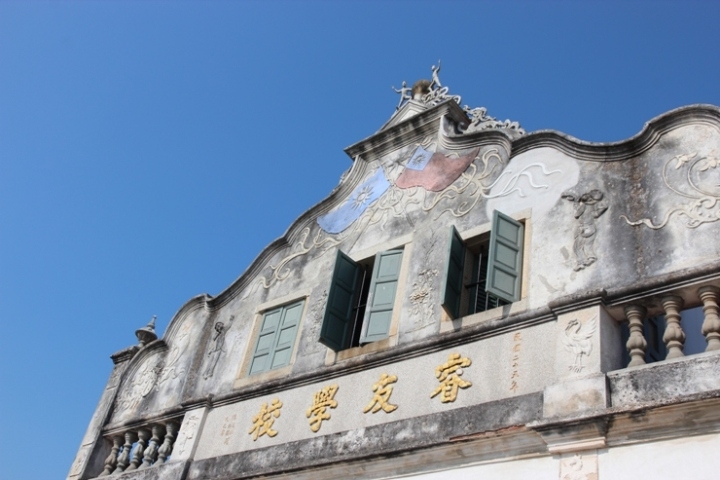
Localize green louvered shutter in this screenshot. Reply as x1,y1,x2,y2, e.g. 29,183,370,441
249,308,282,375
360,249,403,344
269,301,303,369
320,250,362,351
249,301,304,375
486,210,524,303
441,226,466,319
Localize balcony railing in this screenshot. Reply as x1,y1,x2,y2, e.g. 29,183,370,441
619,285,720,368
98,419,180,476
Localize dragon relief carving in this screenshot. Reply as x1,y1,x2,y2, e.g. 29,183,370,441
621,151,720,229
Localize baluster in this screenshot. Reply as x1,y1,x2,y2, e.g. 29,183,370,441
625,305,648,367
157,421,179,463
100,435,122,476
126,428,150,471
661,295,685,359
699,286,720,352
140,424,164,468
112,431,137,474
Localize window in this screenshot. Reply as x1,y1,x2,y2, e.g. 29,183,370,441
248,300,304,375
320,249,404,351
442,210,524,319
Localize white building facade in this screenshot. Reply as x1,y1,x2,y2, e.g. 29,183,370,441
70,70,720,480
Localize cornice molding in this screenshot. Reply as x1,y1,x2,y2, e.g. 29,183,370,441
510,104,720,162
344,100,470,163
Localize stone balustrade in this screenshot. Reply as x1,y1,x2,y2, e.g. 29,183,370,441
98,420,180,476
620,285,720,368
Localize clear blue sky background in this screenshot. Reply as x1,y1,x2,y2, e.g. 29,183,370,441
1,1,719,478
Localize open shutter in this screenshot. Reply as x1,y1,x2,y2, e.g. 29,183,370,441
270,301,303,369
320,250,362,351
441,226,465,319
486,210,524,303
360,249,403,343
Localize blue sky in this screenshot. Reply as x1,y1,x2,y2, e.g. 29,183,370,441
1,1,719,478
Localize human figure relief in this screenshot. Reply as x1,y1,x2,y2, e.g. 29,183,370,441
561,189,608,271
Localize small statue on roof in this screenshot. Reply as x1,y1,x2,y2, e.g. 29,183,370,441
430,60,442,90
391,81,412,110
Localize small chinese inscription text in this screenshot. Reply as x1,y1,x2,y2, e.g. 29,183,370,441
219,414,237,445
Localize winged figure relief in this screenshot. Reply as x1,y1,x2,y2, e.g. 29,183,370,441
562,316,597,373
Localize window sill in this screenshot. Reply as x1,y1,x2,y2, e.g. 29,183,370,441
439,297,530,334
234,363,294,389
324,335,398,365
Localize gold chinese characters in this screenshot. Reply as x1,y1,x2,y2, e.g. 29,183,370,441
306,384,339,432
363,373,398,414
248,399,283,441
241,355,477,437
430,353,472,403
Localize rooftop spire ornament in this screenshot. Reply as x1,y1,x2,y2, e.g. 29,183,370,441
135,315,158,346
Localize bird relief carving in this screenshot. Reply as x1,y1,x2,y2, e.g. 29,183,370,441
562,316,597,373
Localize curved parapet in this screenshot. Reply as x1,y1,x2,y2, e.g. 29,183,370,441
76,97,720,480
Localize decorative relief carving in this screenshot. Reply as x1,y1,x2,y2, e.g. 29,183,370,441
176,414,199,456
431,353,472,403
363,373,398,414
301,289,328,354
427,151,562,219
621,151,720,229
409,231,439,327
462,106,525,135
113,322,192,416
255,140,557,296
562,316,597,373
113,361,160,414
561,189,608,271
560,453,598,480
257,227,340,290
203,316,234,380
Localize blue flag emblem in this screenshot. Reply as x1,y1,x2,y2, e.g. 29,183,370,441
404,146,433,171
317,168,391,234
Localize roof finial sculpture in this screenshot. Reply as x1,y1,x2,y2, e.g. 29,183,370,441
391,61,460,111
385,63,524,136
391,81,411,110
430,60,441,89
135,315,158,346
